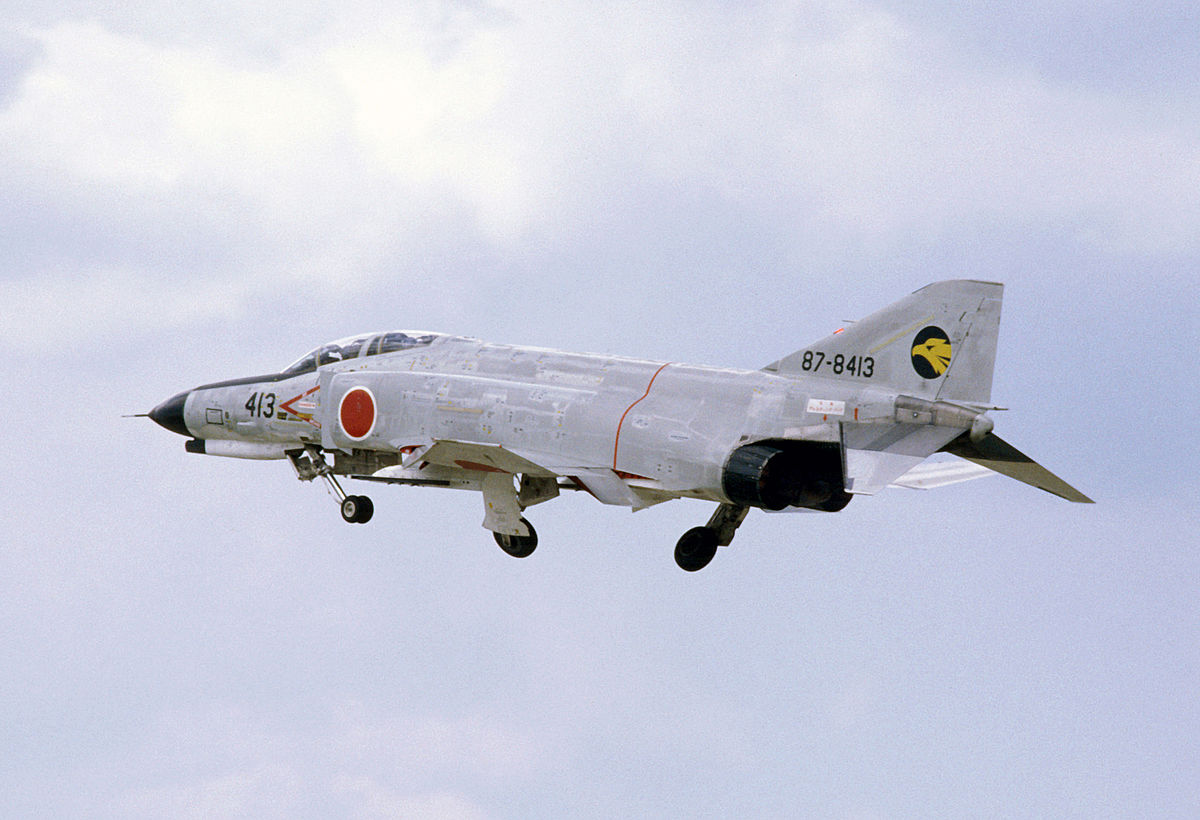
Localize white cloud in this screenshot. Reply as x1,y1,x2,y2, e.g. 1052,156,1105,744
3,8,1198,819
325,26,527,239
1,16,528,235
1,2,1197,350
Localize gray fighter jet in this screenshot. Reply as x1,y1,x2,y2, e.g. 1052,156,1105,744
147,280,1091,571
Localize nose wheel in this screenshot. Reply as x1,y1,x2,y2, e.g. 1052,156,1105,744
340,494,374,524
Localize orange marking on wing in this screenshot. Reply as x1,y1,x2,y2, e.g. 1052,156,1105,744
454,459,508,474
569,476,600,501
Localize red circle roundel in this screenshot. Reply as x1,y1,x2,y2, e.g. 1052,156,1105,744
338,387,376,440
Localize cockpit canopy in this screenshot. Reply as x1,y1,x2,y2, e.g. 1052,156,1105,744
282,331,440,376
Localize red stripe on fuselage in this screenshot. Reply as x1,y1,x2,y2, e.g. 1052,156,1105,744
613,362,671,471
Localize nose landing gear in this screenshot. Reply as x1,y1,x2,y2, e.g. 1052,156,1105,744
340,494,374,524
289,447,374,525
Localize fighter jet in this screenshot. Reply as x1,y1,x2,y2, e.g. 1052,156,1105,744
147,280,1090,571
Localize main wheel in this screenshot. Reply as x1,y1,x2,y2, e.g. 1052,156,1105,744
341,495,374,524
675,526,718,572
494,518,538,558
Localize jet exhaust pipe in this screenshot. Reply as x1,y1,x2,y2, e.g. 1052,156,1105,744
721,440,850,511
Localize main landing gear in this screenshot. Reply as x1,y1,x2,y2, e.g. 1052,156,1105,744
288,447,374,525
674,503,749,572
484,473,554,559
494,518,538,558
287,446,744,572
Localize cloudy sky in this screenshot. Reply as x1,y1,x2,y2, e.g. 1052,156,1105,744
3,1,1198,817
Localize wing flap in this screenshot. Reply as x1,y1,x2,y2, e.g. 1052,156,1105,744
573,468,648,506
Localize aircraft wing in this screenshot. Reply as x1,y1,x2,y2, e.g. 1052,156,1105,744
408,439,559,477
399,439,670,509
941,433,1094,503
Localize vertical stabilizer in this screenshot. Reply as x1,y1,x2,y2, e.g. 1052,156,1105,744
765,280,1004,404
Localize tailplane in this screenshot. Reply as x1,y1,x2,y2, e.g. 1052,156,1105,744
942,432,1094,503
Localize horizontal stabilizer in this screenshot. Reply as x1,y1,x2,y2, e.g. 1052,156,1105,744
942,433,1093,503
890,460,996,490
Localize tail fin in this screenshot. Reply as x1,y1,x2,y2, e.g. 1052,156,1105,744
764,280,1004,404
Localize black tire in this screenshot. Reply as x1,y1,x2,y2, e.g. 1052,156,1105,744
341,495,373,524
674,526,718,572
494,518,538,558
353,495,374,523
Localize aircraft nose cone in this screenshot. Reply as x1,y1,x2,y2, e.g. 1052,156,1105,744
150,391,191,437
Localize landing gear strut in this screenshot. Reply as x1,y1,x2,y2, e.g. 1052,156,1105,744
674,503,749,572
482,472,544,558
288,447,374,525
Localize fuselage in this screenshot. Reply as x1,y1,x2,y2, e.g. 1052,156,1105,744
151,330,897,502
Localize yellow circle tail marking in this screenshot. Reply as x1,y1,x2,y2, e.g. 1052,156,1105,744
911,326,952,379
